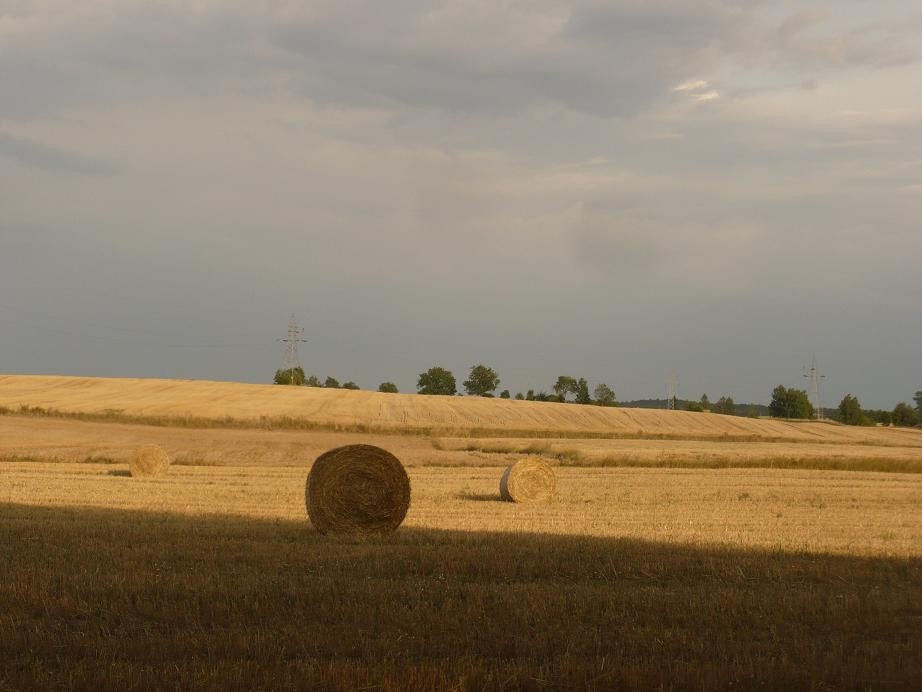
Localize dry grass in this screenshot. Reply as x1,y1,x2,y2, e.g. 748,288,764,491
4,414,922,475
451,436,922,473
1,460,920,690
2,461,919,556
4,374,922,445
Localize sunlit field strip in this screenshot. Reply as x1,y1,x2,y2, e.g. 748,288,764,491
3,462,919,557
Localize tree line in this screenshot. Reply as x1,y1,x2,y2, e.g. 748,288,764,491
829,390,921,427
274,364,922,427
415,365,618,406
275,363,618,406
766,385,921,428
272,368,359,390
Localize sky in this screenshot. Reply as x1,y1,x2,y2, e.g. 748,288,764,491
1,0,920,408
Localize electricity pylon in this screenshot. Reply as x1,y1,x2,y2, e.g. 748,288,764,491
277,314,307,384
803,354,826,420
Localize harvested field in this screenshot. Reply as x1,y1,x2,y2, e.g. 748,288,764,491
3,374,922,445
3,460,920,554
448,435,922,473
2,386,921,689
1,459,920,689
3,414,921,474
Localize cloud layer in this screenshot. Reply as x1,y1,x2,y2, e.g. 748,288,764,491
1,1,920,406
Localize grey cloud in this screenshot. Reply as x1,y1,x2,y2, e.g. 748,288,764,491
0,131,119,175
2,1,917,121
0,1,755,118
271,1,754,116
769,8,922,72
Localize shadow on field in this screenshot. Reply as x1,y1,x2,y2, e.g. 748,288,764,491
105,469,132,477
1,501,920,691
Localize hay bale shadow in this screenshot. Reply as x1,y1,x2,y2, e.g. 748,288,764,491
106,469,132,477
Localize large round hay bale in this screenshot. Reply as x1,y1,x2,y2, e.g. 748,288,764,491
305,444,411,535
500,459,556,503
129,445,170,478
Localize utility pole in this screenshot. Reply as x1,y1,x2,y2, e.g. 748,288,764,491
277,314,307,385
803,354,826,420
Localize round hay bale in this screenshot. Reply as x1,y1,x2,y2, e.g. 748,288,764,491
129,445,170,478
305,444,411,535
500,459,556,503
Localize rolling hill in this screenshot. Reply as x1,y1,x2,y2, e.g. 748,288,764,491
2,374,921,446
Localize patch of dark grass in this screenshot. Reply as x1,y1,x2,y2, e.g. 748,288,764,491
555,455,922,474
171,457,223,467
455,492,503,502
79,456,119,465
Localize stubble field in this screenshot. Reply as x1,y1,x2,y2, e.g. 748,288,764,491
1,377,921,689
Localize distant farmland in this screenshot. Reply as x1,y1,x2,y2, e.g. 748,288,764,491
2,375,921,445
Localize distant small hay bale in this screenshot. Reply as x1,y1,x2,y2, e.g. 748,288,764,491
305,444,411,535
129,445,171,478
500,459,556,503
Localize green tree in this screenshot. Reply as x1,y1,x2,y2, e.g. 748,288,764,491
700,393,711,410
685,400,704,412
378,382,398,393
305,375,322,387
273,367,306,386
713,396,736,416
892,402,920,427
914,390,922,415
593,383,617,407
769,385,815,419
574,378,592,404
417,366,457,396
323,376,340,389
525,390,535,401
499,390,511,399
342,381,360,390
463,364,500,397
867,409,892,426
837,394,867,425
514,392,524,400
553,376,577,402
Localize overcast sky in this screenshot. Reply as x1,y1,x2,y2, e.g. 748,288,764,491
1,1,920,407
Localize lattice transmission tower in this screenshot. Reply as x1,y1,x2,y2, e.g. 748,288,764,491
277,314,307,384
665,373,678,410
803,354,826,420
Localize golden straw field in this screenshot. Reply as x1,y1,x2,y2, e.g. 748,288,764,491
2,375,921,690
3,374,922,444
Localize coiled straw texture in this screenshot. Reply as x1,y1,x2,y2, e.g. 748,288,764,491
306,444,411,535
500,458,556,503
129,445,171,477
